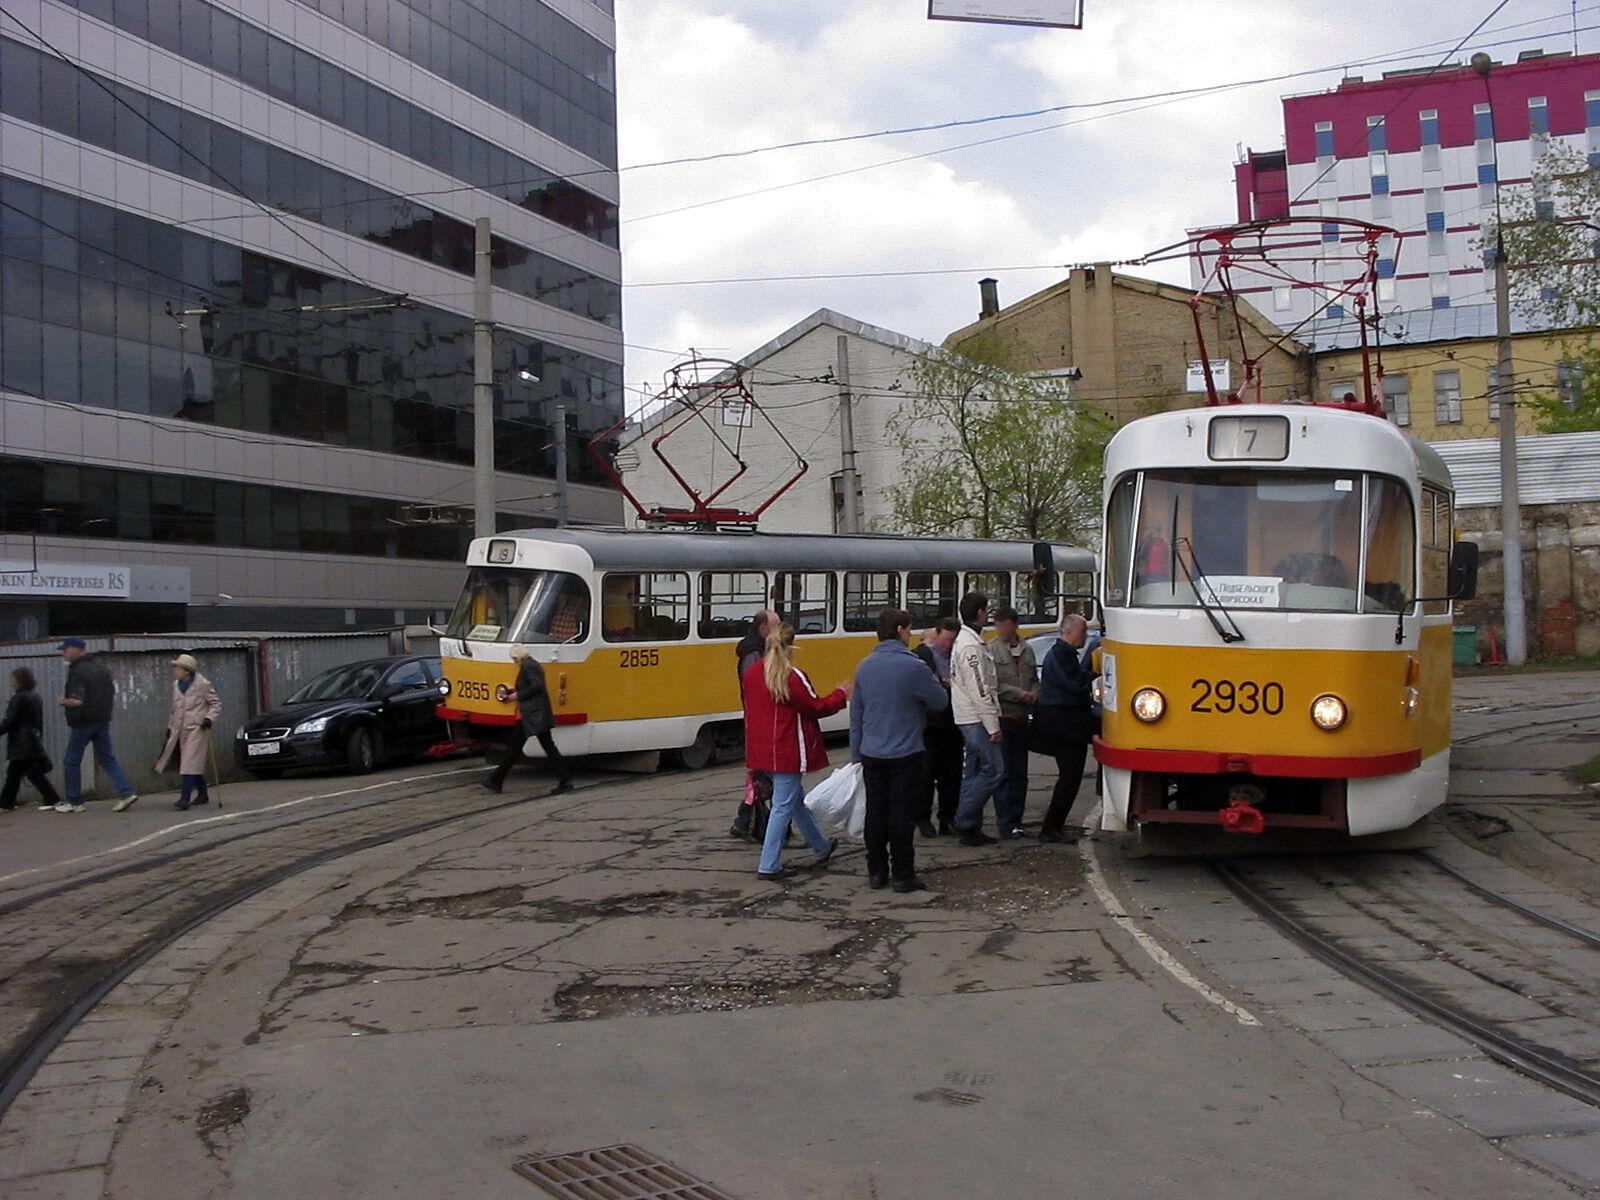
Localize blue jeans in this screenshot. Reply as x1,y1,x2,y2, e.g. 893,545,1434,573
759,771,833,874
954,723,1004,833
994,719,1031,832
64,722,135,803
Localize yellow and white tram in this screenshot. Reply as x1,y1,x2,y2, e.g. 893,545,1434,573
1094,403,1476,843
437,530,1095,767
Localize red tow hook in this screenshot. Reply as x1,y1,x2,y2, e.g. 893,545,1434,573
1220,798,1266,835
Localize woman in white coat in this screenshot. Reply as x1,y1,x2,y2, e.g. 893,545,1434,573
156,654,222,810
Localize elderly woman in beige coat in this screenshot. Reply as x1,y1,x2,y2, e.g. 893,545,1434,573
156,654,222,810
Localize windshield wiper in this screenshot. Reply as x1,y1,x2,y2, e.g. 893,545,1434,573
1174,537,1246,644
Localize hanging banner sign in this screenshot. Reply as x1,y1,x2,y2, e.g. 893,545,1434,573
0,562,131,597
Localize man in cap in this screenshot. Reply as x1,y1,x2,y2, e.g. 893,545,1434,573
57,637,138,813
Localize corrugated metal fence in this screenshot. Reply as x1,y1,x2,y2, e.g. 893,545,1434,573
0,629,423,802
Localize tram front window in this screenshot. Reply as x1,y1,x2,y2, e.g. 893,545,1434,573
445,569,591,643
1115,470,1413,613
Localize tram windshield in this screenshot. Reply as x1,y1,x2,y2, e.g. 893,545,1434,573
445,568,591,643
1105,469,1415,614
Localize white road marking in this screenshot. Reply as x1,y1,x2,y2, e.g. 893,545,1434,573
0,766,480,887
1080,805,1263,1028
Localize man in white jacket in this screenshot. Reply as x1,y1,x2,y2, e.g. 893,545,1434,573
949,592,1002,846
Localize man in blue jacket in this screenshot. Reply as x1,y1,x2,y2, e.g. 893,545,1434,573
851,608,949,892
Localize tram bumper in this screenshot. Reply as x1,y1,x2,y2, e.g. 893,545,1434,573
1095,740,1427,835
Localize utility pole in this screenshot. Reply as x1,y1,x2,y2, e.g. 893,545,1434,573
554,403,569,528
836,334,861,533
1494,234,1527,664
473,217,495,539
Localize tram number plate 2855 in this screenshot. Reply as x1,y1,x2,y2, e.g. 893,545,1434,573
1191,678,1284,715
619,648,660,668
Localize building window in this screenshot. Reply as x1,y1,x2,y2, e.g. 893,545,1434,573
1315,120,1335,160
1420,109,1441,172
1434,370,1462,424
1383,374,1411,426
1559,359,1586,410
1367,115,1386,152
1273,286,1293,311
1426,205,1447,256
1329,379,1357,404
1529,96,1549,138
1327,303,1345,318
1588,90,1600,169
1431,274,1451,309
1474,102,1494,141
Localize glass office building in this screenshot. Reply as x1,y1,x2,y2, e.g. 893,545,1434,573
0,0,622,636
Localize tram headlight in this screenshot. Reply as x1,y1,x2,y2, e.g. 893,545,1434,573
1131,687,1165,723
437,678,451,698
1403,686,1419,716
494,683,513,703
1310,694,1348,731
1091,678,1105,707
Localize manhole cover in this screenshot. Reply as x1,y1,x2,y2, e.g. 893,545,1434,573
514,1144,739,1199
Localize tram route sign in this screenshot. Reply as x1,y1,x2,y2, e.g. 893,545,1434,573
928,0,1084,28
0,562,130,598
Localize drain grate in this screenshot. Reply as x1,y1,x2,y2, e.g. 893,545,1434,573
514,1144,739,1200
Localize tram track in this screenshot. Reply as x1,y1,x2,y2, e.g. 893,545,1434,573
1211,852,1600,1108
0,765,631,1122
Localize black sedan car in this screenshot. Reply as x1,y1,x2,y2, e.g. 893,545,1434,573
235,655,447,778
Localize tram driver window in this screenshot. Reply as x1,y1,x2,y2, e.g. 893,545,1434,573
699,572,767,639
601,572,690,642
510,572,591,643
844,571,899,632
1361,478,1414,613
774,571,836,634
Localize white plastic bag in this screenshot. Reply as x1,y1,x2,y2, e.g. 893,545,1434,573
805,761,866,839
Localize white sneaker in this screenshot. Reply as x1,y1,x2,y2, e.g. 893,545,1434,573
37,801,55,811
113,793,139,812
53,801,84,813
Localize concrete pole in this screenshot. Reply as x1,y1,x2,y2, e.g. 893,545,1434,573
473,217,495,538
1494,237,1526,664
836,334,861,533
554,403,569,529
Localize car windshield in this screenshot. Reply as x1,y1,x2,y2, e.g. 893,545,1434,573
445,568,591,643
285,662,386,704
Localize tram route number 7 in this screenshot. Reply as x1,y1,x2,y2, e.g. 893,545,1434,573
620,648,660,669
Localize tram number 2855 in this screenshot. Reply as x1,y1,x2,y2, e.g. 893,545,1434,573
619,648,660,669
1191,678,1284,715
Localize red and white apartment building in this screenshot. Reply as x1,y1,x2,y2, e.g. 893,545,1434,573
1201,49,1600,331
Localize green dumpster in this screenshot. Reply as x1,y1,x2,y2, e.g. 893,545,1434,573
1452,626,1477,667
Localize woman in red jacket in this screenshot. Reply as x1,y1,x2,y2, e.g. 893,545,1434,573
742,625,851,880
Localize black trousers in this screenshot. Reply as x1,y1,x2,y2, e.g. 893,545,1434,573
488,727,571,788
914,724,963,827
1,758,61,809
1041,739,1091,834
862,751,924,882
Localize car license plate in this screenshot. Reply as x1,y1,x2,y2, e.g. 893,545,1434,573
247,742,282,756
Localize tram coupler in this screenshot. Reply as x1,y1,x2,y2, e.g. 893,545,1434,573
1220,785,1267,835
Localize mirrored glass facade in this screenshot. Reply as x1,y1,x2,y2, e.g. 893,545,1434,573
0,0,622,634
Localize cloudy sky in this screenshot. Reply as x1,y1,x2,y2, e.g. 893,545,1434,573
611,1,1598,407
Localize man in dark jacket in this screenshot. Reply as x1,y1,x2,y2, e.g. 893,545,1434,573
1,666,63,810
58,638,137,813
730,608,779,839
1034,615,1098,843
912,617,963,837
851,608,949,892
482,646,574,796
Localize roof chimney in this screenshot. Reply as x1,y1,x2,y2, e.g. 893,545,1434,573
979,277,999,319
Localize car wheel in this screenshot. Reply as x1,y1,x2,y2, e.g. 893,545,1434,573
250,768,285,780
666,727,714,771
345,726,376,775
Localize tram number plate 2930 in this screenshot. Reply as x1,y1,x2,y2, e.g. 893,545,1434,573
1191,678,1284,715
619,648,660,669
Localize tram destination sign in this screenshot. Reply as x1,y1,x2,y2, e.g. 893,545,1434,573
0,562,131,598
928,0,1084,27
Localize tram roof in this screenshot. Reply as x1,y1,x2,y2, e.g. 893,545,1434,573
472,528,1096,574
1105,404,1453,491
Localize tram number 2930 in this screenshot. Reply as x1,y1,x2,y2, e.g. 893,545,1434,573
619,648,660,669
1191,678,1284,715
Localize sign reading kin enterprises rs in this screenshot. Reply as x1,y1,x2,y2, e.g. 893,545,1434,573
0,563,131,598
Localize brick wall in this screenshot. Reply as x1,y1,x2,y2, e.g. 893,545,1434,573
1457,501,1600,660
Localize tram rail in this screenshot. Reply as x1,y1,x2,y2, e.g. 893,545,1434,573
1211,852,1600,1108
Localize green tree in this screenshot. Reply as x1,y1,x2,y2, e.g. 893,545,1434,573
883,337,1111,544
1489,140,1600,431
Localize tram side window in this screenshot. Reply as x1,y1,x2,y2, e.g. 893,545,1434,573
774,571,836,634
1361,477,1414,613
963,571,1011,614
905,571,958,626
844,571,900,632
601,572,690,642
1050,571,1097,620
1103,476,1136,607
699,572,767,639
1421,488,1453,614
